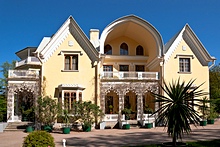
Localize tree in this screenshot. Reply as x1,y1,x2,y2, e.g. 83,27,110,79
0,95,7,121
0,60,15,122
151,79,208,146
209,64,220,113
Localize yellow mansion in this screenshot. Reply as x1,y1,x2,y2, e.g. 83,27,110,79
7,15,215,125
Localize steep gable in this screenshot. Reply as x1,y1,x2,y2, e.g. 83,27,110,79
164,24,215,66
35,16,99,65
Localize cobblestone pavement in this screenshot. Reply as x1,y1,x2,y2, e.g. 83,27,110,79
0,119,220,147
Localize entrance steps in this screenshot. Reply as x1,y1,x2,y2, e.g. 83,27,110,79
4,122,34,132
105,120,140,129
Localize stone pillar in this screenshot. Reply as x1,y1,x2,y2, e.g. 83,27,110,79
118,92,124,115
7,89,14,122
100,93,106,114
137,93,143,121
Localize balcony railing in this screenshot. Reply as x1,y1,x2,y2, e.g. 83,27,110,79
100,71,159,80
8,70,39,79
16,56,40,67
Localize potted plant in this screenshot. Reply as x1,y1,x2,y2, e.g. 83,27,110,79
207,103,218,124
72,101,104,132
144,105,153,128
198,97,209,126
109,105,113,114
121,108,132,129
62,109,71,134
35,96,61,132
151,79,208,147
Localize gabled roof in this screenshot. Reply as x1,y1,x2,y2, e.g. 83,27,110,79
164,24,216,65
16,47,37,60
99,15,164,57
35,16,99,64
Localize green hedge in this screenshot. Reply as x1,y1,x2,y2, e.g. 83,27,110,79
23,130,55,147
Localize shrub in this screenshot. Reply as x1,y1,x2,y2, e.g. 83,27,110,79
23,130,55,147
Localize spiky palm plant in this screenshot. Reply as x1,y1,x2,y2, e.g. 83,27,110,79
151,79,208,146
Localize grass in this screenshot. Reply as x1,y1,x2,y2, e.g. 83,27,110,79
128,139,220,147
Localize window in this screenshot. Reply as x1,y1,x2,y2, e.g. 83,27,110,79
103,65,113,77
124,96,130,109
136,45,144,55
120,43,128,55
179,58,190,72
135,65,145,72
119,65,129,71
64,92,76,111
105,96,113,114
104,44,112,55
65,55,78,70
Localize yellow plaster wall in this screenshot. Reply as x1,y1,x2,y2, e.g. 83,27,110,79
42,33,96,102
101,35,160,73
164,39,210,97
105,36,157,62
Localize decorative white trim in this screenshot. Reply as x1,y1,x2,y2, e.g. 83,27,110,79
42,31,70,63
99,15,163,57
39,17,71,63
146,57,163,70
105,55,148,61
59,50,83,56
164,27,185,64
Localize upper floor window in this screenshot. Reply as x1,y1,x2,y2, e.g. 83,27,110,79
103,65,113,72
179,58,190,72
135,65,145,72
136,45,144,55
119,65,129,71
120,43,128,55
103,65,113,77
104,44,112,55
65,55,78,70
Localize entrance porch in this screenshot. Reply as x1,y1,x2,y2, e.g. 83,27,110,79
100,81,159,127
7,70,39,122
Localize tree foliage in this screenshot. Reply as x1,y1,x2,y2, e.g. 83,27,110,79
209,64,220,113
0,60,15,122
151,79,208,146
35,96,61,127
23,130,55,147
0,60,16,88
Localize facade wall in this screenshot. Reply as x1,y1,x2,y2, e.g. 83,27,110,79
43,33,96,102
164,39,210,96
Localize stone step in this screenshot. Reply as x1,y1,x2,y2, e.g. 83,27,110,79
4,122,34,132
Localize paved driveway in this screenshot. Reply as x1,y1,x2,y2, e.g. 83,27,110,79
1,119,220,147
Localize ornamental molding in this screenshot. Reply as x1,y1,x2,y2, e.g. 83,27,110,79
100,81,158,95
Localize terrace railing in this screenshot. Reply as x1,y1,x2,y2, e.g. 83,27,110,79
8,70,39,79
100,71,159,80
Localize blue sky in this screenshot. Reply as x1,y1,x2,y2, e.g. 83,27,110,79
0,0,220,78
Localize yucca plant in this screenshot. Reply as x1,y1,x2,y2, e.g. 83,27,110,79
151,79,208,146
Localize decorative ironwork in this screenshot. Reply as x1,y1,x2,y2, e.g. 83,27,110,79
7,81,40,122
100,81,159,121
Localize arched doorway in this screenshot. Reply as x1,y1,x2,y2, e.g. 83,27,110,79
105,91,119,114
14,88,35,122
124,91,137,120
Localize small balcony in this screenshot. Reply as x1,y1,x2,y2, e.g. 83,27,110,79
100,71,159,80
16,56,41,67
8,70,39,79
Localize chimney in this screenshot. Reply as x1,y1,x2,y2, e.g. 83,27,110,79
90,29,99,41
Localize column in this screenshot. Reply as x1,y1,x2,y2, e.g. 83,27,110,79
137,93,143,121
118,92,124,114
100,93,106,114
7,90,14,122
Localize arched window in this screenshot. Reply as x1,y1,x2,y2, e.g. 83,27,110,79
104,44,112,55
120,43,128,55
136,45,144,55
